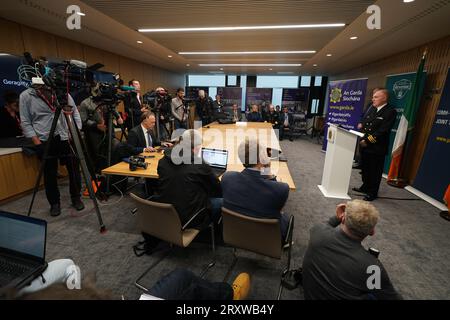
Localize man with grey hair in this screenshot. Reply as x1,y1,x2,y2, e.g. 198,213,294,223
221,137,291,239
157,129,223,229
302,200,401,300
195,90,213,125
353,88,396,201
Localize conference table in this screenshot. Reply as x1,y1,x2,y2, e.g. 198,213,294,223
102,122,296,190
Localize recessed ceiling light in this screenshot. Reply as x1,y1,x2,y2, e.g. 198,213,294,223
326,54,332,57
269,68,273,71
403,0,415,3
186,64,190,67
178,50,316,55
350,36,358,40
139,23,346,33
76,12,86,16
313,64,318,67
199,64,302,67
136,40,143,44
168,55,173,58
220,68,224,70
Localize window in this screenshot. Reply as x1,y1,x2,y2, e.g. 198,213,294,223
240,75,247,111
188,75,225,87
272,88,283,106
300,76,311,87
227,75,237,86
256,76,299,88
311,99,320,114
314,76,322,87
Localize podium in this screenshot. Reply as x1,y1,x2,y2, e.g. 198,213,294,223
318,124,363,199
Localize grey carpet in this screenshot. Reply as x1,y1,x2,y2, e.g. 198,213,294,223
1,136,449,300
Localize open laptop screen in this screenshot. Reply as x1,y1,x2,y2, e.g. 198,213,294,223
202,148,228,169
0,211,46,260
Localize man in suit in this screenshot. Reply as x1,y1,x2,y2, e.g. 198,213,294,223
221,137,291,239
157,129,223,229
353,89,397,201
264,104,280,128
231,104,243,122
124,79,146,130
279,106,294,141
246,104,263,122
127,111,166,154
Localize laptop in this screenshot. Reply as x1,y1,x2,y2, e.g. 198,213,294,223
0,211,48,293
202,148,228,177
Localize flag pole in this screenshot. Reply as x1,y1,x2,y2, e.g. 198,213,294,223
387,49,427,188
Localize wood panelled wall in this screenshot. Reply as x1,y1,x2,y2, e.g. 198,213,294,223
0,17,185,94
332,35,450,183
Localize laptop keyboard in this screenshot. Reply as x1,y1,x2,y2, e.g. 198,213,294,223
0,256,33,277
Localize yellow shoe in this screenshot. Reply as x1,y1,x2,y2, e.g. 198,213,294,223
232,273,250,300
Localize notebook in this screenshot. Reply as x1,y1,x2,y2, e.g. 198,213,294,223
202,148,228,177
0,211,48,293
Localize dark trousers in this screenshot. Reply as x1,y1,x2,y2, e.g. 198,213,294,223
37,136,82,205
279,125,290,140
149,268,233,300
360,151,385,197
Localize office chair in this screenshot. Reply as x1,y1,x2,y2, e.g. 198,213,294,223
130,193,216,292
221,207,294,300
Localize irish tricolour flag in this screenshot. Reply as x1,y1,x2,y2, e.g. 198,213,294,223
388,52,427,183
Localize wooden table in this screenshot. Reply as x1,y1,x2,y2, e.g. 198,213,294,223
102,122,296,190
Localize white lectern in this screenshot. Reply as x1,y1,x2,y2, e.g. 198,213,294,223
318,124,363,199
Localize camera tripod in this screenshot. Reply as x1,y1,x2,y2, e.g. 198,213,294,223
99,103,128,194
27,90,106,233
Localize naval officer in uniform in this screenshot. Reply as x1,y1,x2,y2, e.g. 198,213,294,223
353,89,397,201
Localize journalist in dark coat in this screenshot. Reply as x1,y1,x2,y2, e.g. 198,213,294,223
156,129,222,229
356,89,397,201
221,137,290,239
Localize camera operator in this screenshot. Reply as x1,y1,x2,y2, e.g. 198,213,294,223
154,86,172,140
20,83,84,217
124,79,146,131
196,90,213,125
79,82,124,173
171,88,188,129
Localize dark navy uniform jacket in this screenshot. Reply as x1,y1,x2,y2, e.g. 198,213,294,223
361,104,397,155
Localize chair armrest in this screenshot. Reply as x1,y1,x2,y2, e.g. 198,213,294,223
181,207,207,231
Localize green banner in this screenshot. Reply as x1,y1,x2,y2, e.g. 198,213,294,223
383,72,426,173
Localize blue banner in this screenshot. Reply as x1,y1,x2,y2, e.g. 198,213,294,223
413,68,450,203
0,54,31,107
322,78,368,150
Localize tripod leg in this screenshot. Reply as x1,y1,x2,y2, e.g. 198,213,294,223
64,110,106,233
28,107,62,217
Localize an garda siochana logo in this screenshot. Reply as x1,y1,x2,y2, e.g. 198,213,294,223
330,87,342,103
393,79,412,100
